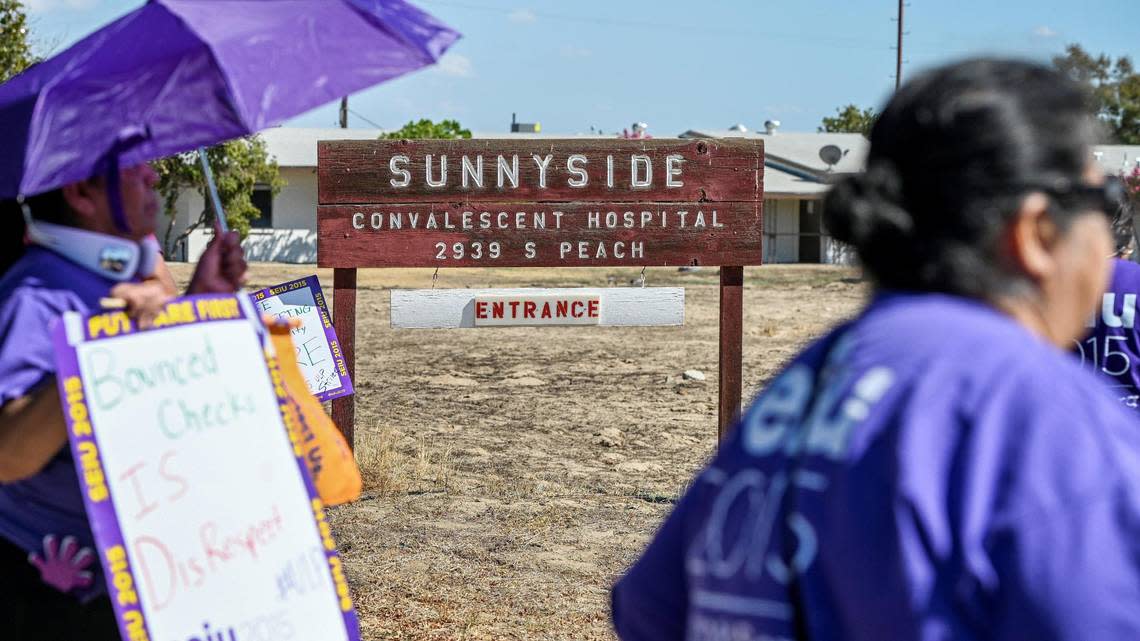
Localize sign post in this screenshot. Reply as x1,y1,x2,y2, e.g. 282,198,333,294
331,268,357,445
318,138,764,445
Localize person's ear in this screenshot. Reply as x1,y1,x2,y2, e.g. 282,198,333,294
60,179,103,222
1001,192,1060,282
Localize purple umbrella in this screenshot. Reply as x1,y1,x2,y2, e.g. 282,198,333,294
0,0,460,200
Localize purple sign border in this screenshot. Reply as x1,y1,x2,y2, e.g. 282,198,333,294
52,321,152,641
249,275,355,402
51,293,361,641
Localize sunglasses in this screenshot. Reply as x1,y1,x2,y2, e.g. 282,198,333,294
1036,175,1128,219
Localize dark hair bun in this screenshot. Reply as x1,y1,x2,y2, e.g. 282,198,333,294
819,58,1096,297
823,159,914,253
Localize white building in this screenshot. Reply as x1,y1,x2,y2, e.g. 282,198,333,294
679,127,868,264
167,127,386,263
167,126,1140,265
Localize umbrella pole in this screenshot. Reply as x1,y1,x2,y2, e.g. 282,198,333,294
198,147,229,234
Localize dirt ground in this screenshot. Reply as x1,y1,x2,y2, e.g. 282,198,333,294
171,263,866,640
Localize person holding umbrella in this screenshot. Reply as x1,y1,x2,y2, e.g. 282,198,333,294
0,1,459,638
0,161,248,639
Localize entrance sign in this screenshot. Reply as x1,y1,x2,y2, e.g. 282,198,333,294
319,138,764,442
473,292,600,327
318,140,761,268
391,288,684,329
250,276,354,402
52,295,360,641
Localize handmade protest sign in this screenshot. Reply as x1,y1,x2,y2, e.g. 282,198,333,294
52,294,359,641
250,276,354,402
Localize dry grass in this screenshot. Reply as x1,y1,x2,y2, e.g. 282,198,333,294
355,420,456,497
168,262,866,640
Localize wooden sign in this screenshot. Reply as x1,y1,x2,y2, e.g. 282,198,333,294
52,294,359,641
317,139,763,268
250,276,354,402
391,288,684,329
319,138,764,443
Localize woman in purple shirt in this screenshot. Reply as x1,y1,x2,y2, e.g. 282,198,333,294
613,59,1140,641
1077,205,1140,409
0,164,246,639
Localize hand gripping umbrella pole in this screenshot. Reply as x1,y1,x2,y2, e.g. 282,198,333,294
95,149,230,311
196,147,282,340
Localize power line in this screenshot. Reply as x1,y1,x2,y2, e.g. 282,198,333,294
348,108,385,130
419,0,891,52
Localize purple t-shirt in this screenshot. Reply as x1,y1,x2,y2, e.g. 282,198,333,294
613,292,1140,641
0,246,115,601
1079,258,1140,410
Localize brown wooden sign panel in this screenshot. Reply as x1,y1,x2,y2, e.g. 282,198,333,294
317,139,764,269
318,139,761,204
317,202,759,268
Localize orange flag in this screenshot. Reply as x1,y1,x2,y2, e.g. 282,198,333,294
266,317,362,506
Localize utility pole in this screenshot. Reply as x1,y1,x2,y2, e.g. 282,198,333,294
895,0,905,89
339,96,348,128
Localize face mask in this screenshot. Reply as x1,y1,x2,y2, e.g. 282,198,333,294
20,200,155,282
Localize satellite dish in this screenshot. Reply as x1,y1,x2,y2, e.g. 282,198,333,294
819,144,844,170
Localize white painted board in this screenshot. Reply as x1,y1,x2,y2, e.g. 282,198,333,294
53,296,358,641
391,288,684,328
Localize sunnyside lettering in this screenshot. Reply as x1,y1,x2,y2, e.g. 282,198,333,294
348,151,725,263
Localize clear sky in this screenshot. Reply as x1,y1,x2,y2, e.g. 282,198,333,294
22,0,1140,136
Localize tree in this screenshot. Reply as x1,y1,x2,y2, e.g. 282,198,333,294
1053,44,1140,144
0,0,36,82
154,136,285,257
819,105,876,136
382,118,471,139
